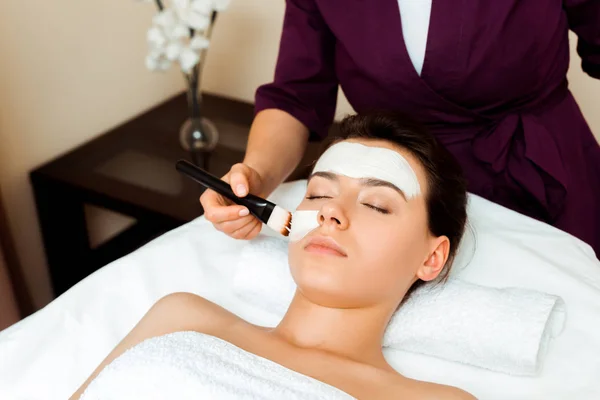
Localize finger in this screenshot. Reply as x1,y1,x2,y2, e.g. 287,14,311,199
229,164,251,197
205,204,250,224
230,219,263,240
199,169,233,206
200,189,227,212
244,221,263,240
214,215,257,235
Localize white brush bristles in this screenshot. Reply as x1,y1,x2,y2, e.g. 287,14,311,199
266,205,292,237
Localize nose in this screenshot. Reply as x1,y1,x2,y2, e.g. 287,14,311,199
318,202,349,230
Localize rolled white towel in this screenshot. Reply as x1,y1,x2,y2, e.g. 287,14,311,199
384,279,566,376
232,235,566,376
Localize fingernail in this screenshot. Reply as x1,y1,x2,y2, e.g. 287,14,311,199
236,185,247,196
239,208,249,217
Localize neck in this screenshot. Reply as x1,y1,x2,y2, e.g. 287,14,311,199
270,290,395,369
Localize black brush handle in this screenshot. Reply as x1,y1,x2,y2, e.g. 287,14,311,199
175,160,274,221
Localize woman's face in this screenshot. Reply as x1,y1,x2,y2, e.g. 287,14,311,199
288,138,449,309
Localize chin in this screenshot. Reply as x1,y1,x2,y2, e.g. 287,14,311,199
291,269,361,309
296,285,360,309
292,260,337,285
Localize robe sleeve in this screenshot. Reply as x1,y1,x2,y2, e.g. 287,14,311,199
254,0,339,140
564,0,600,79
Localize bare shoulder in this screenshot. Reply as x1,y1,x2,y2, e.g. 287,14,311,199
431,384,477,400
389,375,476,400
144,292,242,337
69,293,242,399
417,381,476,400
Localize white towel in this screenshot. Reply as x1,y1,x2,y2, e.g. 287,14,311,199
232,235,566,376
233,236,295,317
81,331,354,400
384,280,566,376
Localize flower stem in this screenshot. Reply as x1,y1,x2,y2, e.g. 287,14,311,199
188,66,201,119
186,11,219,120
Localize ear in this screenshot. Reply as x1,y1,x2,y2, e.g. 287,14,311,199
416,236,450,282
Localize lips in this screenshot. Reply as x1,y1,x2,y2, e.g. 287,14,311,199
304,235,347,257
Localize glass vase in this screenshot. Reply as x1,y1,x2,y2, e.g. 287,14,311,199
179,72,219,169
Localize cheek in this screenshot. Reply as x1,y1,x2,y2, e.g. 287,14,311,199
287,242,302,271
356,221,425,282
287,241,308,278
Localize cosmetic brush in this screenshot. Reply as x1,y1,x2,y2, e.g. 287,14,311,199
175,159,292,236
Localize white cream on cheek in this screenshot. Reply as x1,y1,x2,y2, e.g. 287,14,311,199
289,210,320,242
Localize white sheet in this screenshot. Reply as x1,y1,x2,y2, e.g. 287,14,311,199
0,180,599,399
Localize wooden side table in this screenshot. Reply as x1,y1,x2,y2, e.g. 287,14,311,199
30,93,324,297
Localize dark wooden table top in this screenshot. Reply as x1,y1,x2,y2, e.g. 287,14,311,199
32,92,325,224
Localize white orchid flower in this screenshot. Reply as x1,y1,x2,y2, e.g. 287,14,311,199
165,41,184,61
147,25,167,49
152,8,177,28
189,35,210,50
179,47,201,73
145,50,172,71
173,0,212,31
139,0,230,73
152,9,188,40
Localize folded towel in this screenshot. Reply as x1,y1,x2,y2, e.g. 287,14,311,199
81,331,354,400
232,235,566,376
384,279,566,376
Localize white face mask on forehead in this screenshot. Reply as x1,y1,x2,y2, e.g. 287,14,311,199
288,141,422,242
313,141,421,199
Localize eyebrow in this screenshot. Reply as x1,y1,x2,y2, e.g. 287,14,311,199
308,171,339,183
361,178,407,201
308,172,407,201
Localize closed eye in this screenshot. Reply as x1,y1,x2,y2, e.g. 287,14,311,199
362,203,390,214
306,195,332,200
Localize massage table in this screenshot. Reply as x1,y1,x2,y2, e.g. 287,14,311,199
0,180,599,399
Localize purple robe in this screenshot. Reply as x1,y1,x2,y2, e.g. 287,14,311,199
255,0,600,258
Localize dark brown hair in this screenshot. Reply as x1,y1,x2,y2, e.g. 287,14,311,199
336,112,468,298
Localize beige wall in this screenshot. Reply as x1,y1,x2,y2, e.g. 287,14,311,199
0,0,187,307
567,33,600,134
0,1,598,309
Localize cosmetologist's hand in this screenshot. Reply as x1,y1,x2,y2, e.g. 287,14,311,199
199,163,265,240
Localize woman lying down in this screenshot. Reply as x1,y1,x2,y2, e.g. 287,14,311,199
71,113,474,399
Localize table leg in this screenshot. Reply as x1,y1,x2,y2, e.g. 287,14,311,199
32,179,92,297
